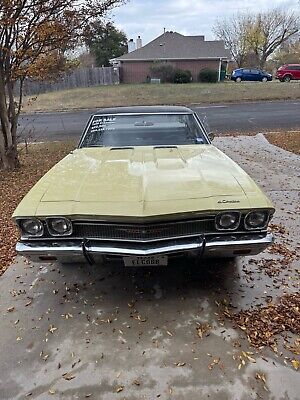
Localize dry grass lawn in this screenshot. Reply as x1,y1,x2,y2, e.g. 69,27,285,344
22,81,300,113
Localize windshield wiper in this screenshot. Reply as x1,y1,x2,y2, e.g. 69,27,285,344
110,147,134,150
153,145,178,149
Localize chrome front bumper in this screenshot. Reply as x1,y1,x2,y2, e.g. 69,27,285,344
16,234,274,264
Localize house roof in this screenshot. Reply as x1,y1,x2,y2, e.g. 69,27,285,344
115,32,231,62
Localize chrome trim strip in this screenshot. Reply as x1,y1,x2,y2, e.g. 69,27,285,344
205,233,274,249
16,234,274,261
87,240,203,256
20,230,268,243
92,112,193,116
16,237,204,258
193,113,211,143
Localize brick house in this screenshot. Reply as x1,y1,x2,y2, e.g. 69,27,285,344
112,32,231,83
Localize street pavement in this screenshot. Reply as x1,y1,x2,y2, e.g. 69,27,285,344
18,100,300,142
0,135,299,400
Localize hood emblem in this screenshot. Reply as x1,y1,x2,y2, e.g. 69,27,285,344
218,200,240,204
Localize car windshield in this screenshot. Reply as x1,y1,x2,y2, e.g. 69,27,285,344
80,113,207,147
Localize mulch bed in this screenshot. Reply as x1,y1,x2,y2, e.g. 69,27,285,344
0,141,75,276
215,130,300,155
265,131,300,155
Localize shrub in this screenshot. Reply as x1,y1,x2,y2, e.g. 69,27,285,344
173,69,192,84
149,63,175,83
198,68,218,83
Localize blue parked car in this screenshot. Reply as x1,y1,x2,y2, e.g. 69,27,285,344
231,68,272,82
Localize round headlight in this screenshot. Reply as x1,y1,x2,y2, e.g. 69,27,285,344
245,211,268,229
48,218,72,236
216,212,240,230
20,219,43,236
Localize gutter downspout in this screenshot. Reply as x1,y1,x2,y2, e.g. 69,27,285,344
218,58,222,82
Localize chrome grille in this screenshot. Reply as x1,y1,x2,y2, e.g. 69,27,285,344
72,219,216,241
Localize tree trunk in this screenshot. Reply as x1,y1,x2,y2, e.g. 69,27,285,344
0,68,20,170
259,55,267,69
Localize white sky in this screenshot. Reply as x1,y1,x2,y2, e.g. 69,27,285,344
110,0,300,44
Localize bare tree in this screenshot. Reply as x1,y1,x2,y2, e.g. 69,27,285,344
214,8,299,69
213,13,253,67
248,9,299,68
0,0,125,170
272,34,300,66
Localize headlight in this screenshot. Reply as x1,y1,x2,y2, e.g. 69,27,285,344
19,218,44,237
47,218,73,236
215,212,240,230
245,211,268,230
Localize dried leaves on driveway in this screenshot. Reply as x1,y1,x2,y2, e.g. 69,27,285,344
0,141,75,276
228,293,300,350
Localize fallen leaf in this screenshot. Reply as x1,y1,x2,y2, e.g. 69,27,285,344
63,373,75,381
116,386,124,393
255,373,267,384
48,325,58,334
196,323,211,339
291,359,299,370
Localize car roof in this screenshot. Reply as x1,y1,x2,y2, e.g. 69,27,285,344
94,106,194,115
234,68,260,71
282,64,300,67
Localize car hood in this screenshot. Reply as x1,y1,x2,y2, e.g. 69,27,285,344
14,145,273,218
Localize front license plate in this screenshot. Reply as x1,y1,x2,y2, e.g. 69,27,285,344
123,256,168,267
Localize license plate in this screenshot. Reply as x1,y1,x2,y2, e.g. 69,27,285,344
123,256,168,267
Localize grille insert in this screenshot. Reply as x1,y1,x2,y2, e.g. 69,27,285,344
72,219,216,241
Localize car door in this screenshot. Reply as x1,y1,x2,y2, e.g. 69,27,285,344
295,66,300,80
242,69,251,81
250,69,260,81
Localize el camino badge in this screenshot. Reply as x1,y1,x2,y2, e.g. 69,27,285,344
217,200,240,204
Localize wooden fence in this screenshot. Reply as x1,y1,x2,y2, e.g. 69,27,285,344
18,67,120,96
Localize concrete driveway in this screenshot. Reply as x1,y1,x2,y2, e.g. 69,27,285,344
0,135,299,400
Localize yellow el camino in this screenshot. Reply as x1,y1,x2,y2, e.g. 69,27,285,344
13,106,274,266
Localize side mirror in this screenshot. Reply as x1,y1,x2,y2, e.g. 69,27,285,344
208,132,215,141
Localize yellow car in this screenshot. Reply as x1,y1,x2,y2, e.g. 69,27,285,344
13,106,274,266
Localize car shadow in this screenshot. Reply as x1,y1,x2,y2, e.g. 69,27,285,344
58,257,240,312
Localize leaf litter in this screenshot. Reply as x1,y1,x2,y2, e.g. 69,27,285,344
225,293,300,350
0,141,75,276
